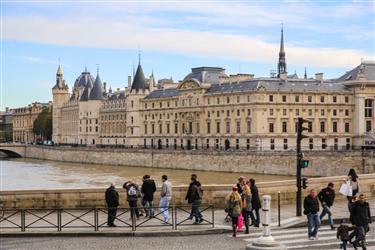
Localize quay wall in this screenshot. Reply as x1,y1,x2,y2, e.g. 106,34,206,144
1,174,374,209
15,145,375,177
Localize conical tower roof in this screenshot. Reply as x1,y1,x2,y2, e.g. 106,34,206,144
89,73,104,100
131,63,147,92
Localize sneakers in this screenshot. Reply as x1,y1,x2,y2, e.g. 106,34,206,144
309,236,315,240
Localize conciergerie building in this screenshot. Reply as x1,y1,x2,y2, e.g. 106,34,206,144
52,29,375,151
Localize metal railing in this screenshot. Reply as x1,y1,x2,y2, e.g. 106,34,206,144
0,204,215,232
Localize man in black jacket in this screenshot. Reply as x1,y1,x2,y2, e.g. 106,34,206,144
318,182,335,230
249,178,261,227
185,174,203,223
141,175,157,219
350,194,372,247
105,182,119,227
304,189,321,240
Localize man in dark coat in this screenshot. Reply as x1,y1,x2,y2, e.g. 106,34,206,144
304,189,321,240
185,174,203,223
249,178,261,227
349,194,372,247
318,182,336,230
141,175,156,218
105,182,119,227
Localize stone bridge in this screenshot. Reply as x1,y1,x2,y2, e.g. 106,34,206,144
0,144,26,158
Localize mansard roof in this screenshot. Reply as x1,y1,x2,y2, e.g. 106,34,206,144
337,61,375,81
144,89,179,99
183,67,227,85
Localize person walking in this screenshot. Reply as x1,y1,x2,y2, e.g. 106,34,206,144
123,181,140,220
241,181,252,234
337,219,355,250
349,194,372,249
346,168,360,200
105,182,119,227
318,182,336,230
304,189,321,240
249,178,261,227
159,175,172,224
226,186,242,238
141,174,156,219
186,174,198,219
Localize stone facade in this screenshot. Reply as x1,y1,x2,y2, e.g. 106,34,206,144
1,173,374,209
51,31,375,152
12,102,52,143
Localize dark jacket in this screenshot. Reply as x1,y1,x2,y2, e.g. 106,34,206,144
236,183,243,194
105,186,119,208
250,185,261,209
336,225,355,241
141,178,156,201
186,181,203,203
303,195,319,215
318,187,335,207
350,201,372,226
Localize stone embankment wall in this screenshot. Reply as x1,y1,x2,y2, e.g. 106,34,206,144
1,174,374,209
20,145,375,176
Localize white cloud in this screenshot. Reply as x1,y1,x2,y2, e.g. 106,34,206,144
3,15,372,68
22,56,72,68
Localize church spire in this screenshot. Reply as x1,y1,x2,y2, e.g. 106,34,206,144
304,66,307,79
278,25,287,77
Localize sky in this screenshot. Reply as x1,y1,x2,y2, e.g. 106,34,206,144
1,0,375,109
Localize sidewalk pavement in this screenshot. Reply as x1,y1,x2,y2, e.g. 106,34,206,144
0,198,373,237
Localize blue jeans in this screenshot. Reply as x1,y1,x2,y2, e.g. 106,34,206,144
319,205,334,227
306,213,321,237
192,200,202,222
159,197,170,222
143,200,154,217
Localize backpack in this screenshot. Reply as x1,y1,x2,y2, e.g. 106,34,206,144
128,186,137,196
195,185,204,199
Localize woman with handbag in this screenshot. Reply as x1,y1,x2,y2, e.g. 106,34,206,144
345,168,360,200
226,186,242,238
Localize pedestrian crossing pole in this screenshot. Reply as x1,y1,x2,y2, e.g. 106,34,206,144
296,118,309,216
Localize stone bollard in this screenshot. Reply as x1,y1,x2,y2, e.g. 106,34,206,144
246,195,286,250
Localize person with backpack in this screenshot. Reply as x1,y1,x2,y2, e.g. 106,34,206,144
105,182,119,227
141,174,157,218
225,186,242,238
318,182,336,230
123,180,140,220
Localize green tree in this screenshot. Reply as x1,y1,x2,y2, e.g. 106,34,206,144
33,107,52,140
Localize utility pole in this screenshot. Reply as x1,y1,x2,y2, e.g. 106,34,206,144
296,117,309,216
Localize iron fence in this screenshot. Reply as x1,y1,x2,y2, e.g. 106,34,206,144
0,204,215,232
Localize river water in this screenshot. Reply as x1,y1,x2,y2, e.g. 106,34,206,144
0,158,293,190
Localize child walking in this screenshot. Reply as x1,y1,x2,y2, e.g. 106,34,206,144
337,220,354,250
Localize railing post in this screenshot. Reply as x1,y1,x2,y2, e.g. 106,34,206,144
212,205,215,228
58,209,61,232
132,210,136,231
21,209,25,232
172,205,175,230
278,191,281,227
94,208,98,232
174,205,178,230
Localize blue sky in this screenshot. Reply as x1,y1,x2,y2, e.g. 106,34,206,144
2,0,375,109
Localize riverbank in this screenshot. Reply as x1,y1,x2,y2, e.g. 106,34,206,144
1,144,375,176
1,173,374,209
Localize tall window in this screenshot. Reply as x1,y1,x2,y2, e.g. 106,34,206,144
145,124,148,134
365,99,373,117
345,123,350,133
295,96,300,102
247,121,251,133
167,124,170,134
216,122,220,133
269,123,274,133
282,122,287,133
159,124,162,134
236,121,241,133
269,95,274,102
207,122,211,134
308,121,313,133
282,95,287,102
320,96,325,103
174,123,178,134
320,121,325,133
366,121,372,132
333,96,337,103
308,96,312,103
333,109,337,116
226,121,230,134
196,123,200,134
270,139,275,150
236,139,239,149
283,139,288,150
269,109,274,116
152,124,155,134
333,122,337,133
309,138,313,150
322,138,327,149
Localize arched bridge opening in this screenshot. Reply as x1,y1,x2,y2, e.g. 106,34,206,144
0,149,23,158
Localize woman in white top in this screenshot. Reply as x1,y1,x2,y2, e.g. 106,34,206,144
345,168,360,200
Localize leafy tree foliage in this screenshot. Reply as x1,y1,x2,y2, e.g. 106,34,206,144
33,107,52,140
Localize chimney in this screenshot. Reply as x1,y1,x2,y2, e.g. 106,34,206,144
5,107,9,112
128,76,132,87
315,73,324,82
279,72,287,81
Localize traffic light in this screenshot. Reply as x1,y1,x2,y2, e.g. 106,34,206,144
301,159,309,168
302,177,308,189
297,117,309,151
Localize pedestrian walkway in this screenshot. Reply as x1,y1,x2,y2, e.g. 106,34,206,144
227,225,375,249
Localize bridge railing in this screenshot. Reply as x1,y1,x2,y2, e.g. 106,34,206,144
0,205,215,232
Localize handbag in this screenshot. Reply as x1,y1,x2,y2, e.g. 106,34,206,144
339,182,353,196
